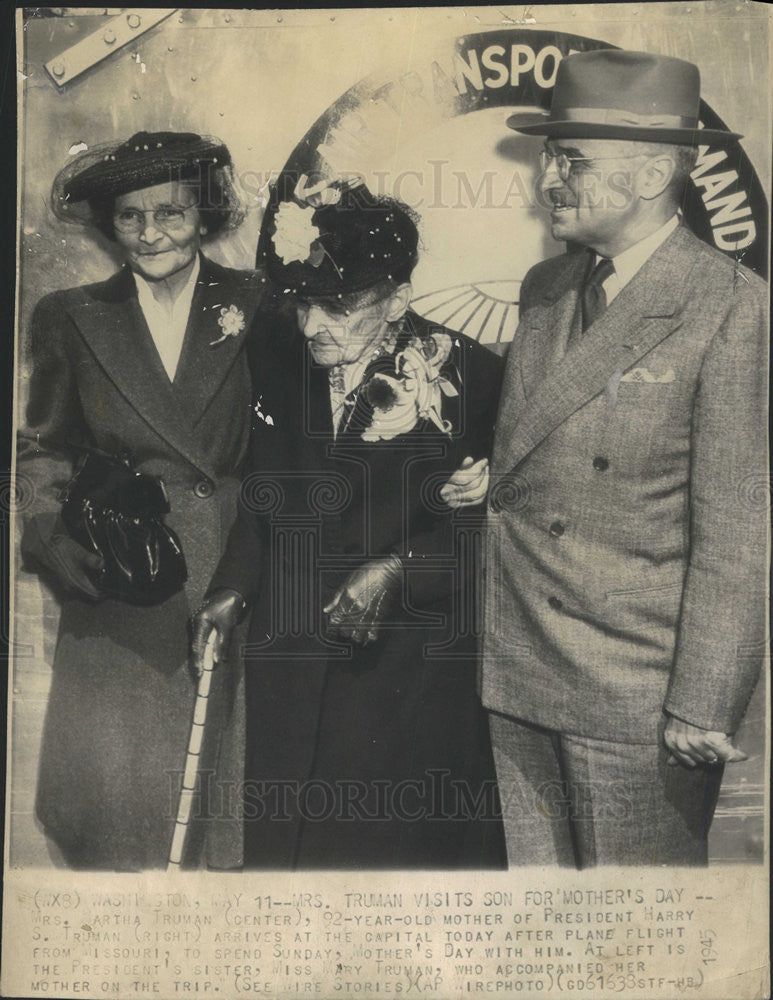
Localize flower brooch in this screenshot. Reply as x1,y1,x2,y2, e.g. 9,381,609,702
210,304,246,346
361,333,458,442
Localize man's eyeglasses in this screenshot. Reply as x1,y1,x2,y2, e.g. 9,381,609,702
112,204,198,234
538,149,643,182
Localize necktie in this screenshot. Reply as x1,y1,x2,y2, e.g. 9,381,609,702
581,256,615,333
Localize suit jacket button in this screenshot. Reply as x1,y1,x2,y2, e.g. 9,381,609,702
548,596,563,611
549,520,565,537
194,479,214,499
593,456,610,471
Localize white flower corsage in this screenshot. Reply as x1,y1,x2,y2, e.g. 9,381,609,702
210,305,246,346
272,201,322,266
361,333,458,442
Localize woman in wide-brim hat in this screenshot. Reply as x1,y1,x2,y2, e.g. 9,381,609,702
18,131,263,870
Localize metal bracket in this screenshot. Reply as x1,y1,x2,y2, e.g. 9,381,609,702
44,9,177,88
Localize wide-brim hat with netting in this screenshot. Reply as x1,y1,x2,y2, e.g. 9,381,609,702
506,49,741,146
261,178,420,297
51,130,237,226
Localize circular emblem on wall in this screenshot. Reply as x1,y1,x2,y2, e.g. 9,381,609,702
257,30,767,345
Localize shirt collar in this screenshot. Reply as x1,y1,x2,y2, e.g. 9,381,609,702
603,214,679,289
133,254,201,313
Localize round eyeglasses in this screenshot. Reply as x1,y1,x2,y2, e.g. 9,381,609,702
112,204,198,234
538,149,643,182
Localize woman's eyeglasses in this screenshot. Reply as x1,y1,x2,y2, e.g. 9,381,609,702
539,149,643,182
112,204,197,234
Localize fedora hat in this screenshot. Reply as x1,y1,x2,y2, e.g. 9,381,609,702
506,49,741,146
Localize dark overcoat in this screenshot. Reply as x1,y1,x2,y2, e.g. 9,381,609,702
18,253,263,870
210,308,507,869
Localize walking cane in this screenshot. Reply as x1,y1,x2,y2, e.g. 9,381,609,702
168,631,217,871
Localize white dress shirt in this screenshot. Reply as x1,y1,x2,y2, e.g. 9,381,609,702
600,214,680,304
134,256,200,380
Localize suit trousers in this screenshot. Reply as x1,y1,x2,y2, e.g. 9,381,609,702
488,711,724,867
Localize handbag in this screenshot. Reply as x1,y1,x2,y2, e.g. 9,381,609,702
60,446,187,605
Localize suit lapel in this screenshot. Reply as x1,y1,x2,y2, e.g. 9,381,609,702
497,227,694,473
518,251,587,400
171,255,257,427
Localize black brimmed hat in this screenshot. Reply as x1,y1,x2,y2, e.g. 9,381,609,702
506,50,741,146
52,130,239,230
261,181,420,297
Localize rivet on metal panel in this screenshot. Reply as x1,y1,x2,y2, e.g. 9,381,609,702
52,61,66,78
103,29,116,45
127,13,142,30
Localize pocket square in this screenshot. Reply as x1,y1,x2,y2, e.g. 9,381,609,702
619,367,676,384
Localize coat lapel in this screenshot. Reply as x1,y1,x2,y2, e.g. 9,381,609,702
70,266,212,471
496,227,694,474
518,251,587,400
171,256,257,427
70,256,258,477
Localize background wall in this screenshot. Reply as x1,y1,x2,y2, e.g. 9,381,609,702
11,3,769,865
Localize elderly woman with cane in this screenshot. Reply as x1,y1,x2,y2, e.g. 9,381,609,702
18,131,262,870
192,182,506,869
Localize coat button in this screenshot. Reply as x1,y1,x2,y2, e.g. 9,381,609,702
593,456,609,471
194,479,214,499
548,596,563,611
549,521,565,537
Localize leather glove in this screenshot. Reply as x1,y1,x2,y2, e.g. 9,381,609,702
190,587,247,678
323,554,403,647
21,512,105,600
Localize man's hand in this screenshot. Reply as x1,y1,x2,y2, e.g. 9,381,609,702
439,456,489,509
324,555,402,646
190,588,247,678
664,715,749,768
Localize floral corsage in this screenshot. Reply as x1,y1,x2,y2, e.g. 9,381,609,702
210,305,246,346
361,333,458,442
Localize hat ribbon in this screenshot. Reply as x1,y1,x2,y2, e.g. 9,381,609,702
558,106,695,129
293,172,365,207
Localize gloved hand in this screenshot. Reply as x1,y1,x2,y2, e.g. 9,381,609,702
21,512,105,600
190,587,247,678
323,554,403,646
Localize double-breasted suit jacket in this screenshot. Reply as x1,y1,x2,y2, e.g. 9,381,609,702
209,309,507,869
482,224,767,744
18,253,263,869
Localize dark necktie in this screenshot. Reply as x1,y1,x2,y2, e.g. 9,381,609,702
581,256,615,333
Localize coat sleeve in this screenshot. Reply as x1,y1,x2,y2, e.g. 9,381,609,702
664,270,768,733
17,294,94,555
205,472,269,605
398,340,504,609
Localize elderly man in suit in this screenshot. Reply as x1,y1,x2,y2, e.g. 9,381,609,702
478,50,767,866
